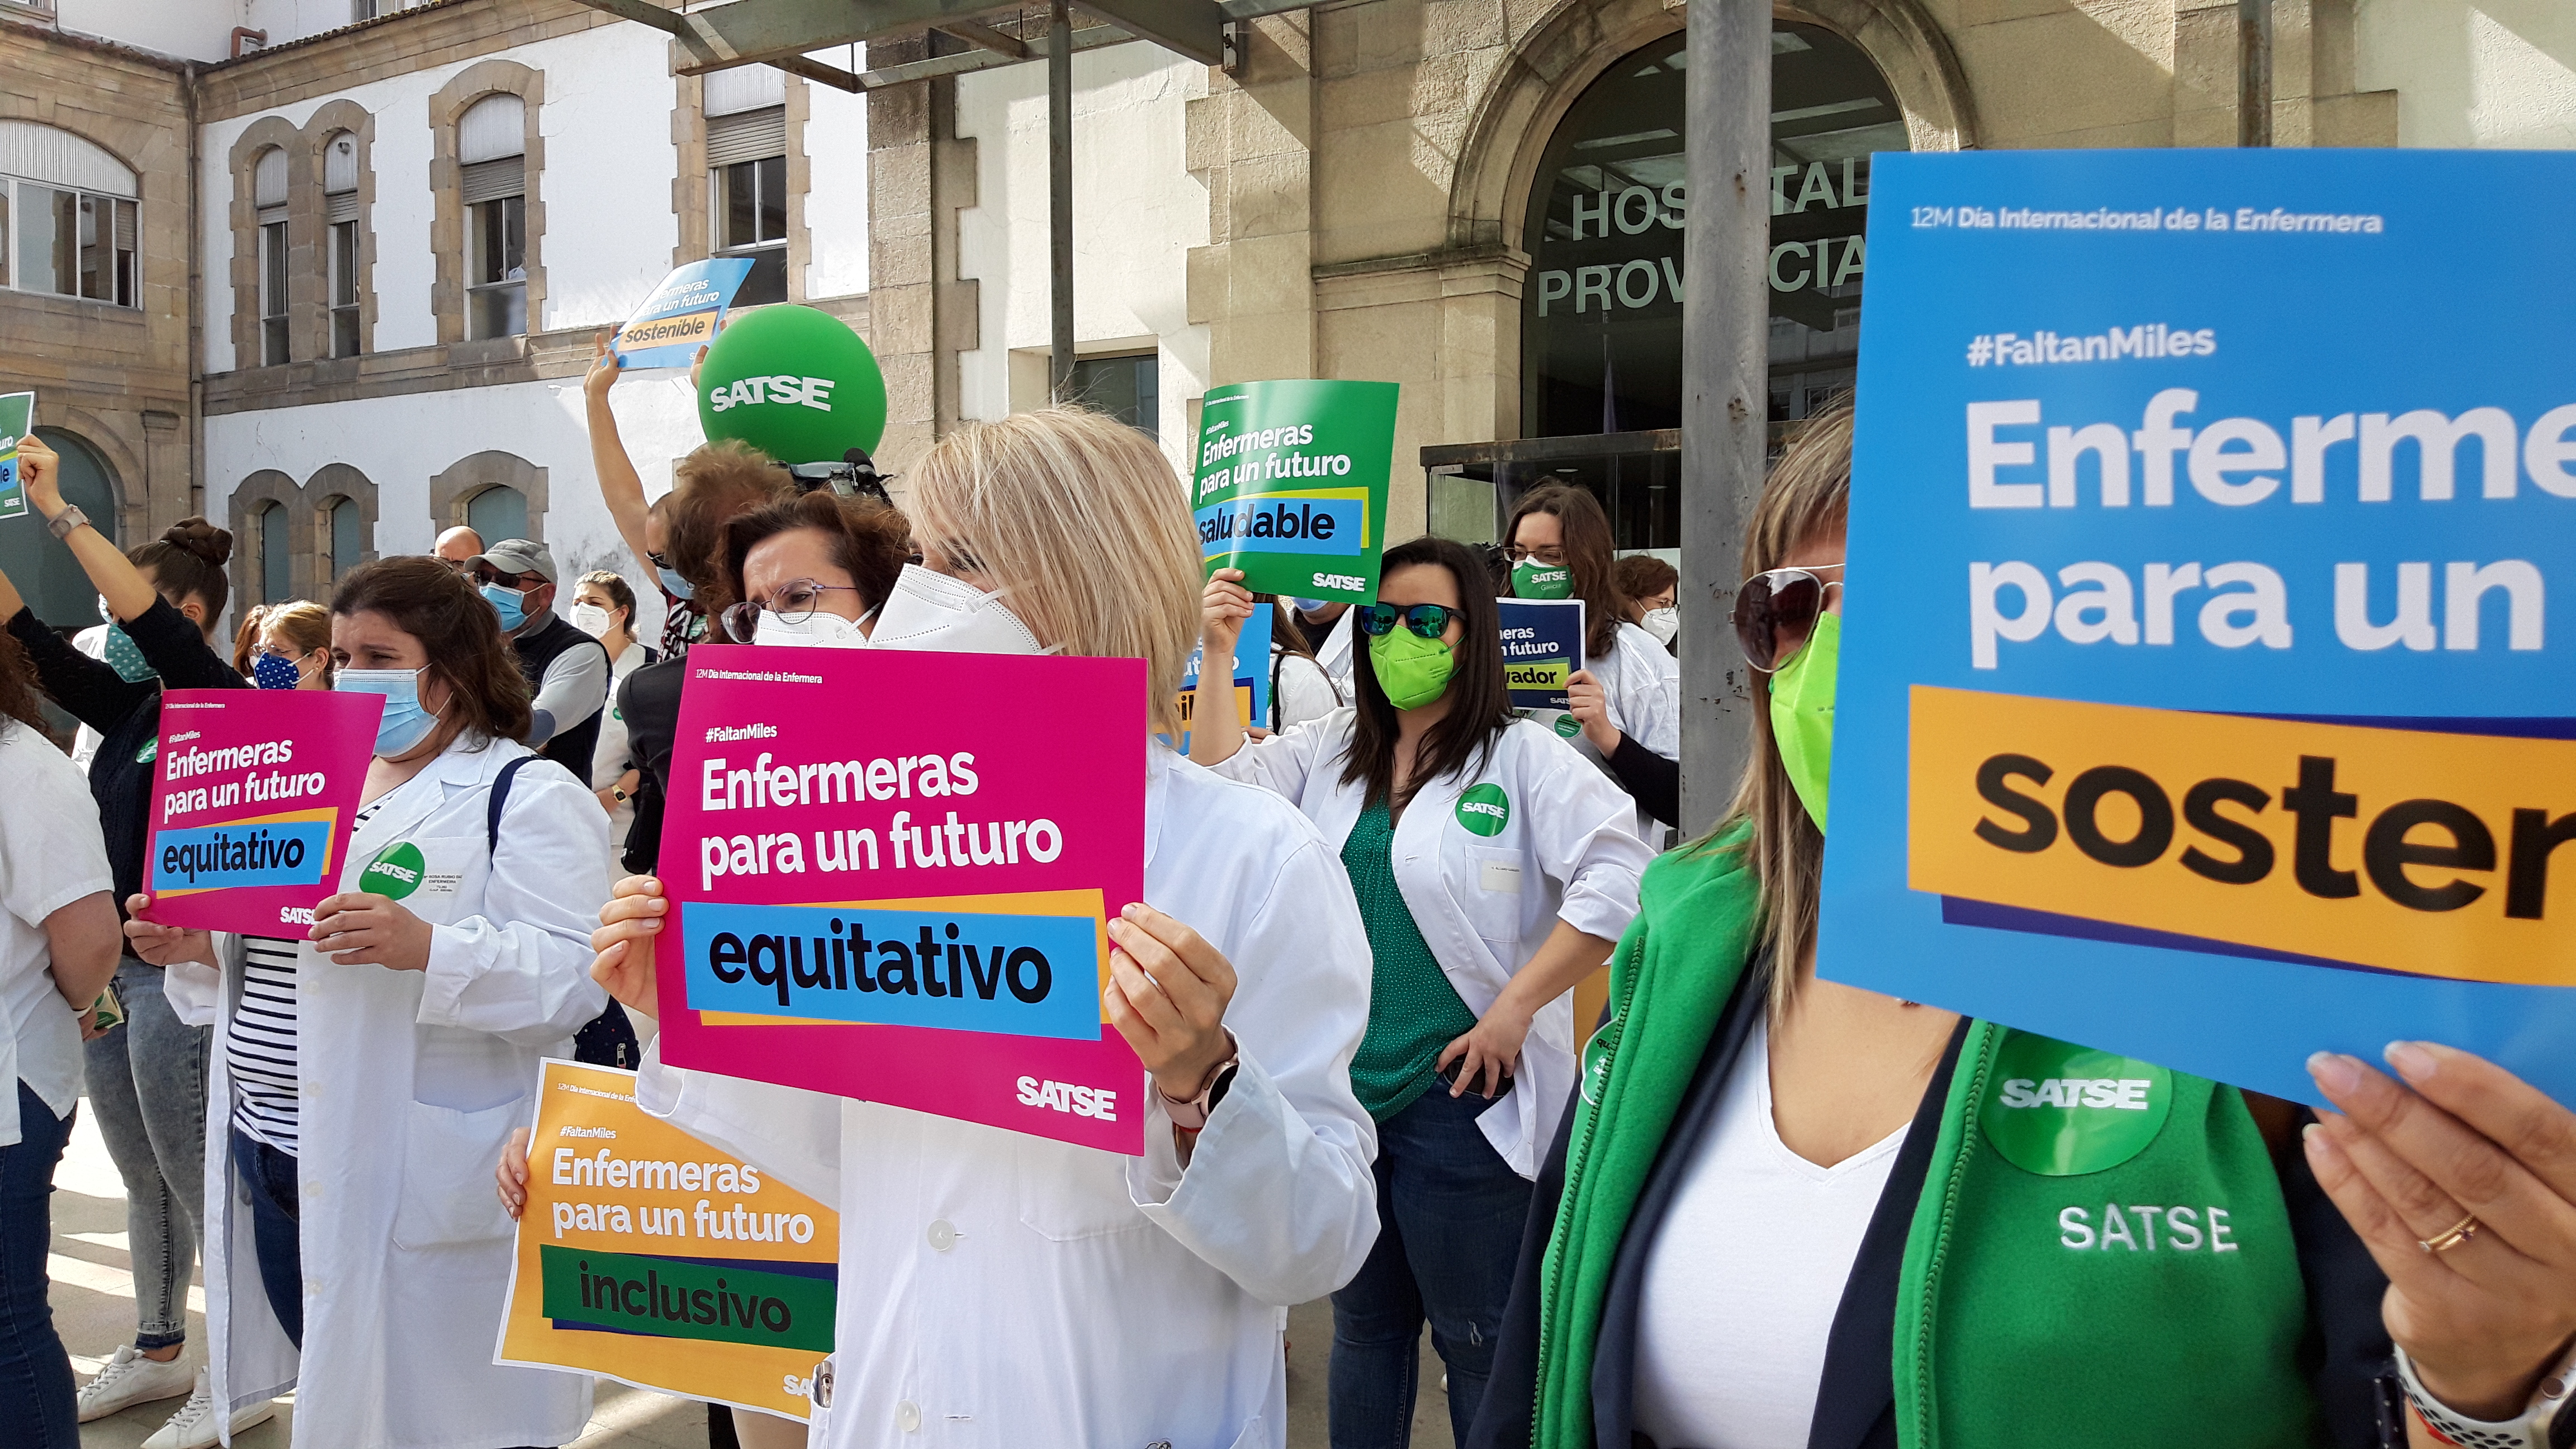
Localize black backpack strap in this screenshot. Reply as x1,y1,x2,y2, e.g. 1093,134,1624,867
1270,648,1286,731
487,754,536,854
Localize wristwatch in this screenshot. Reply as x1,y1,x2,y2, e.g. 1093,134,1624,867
2394,1342,2576,1449
610,785,632,804
45,505,88,541
1160,1033,1240,1133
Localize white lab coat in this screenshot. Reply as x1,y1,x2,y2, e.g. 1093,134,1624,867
1306,606,1356,690
1588,618,1681,758
164,736,609,1449
632,744,1378,1449
1210,711,1651,1176
1269,643,1343,731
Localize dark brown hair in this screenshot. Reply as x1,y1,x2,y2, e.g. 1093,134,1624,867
667,440,789,600
132,518,234,623
0,630,58,745
718,489,912,620
1340,535,1517,810
1506,482,1623,659
330,556,531,745
1613,553,1678,613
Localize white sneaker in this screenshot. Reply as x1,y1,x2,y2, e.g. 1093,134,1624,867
140,1368,277,1449
78,1343,196,1421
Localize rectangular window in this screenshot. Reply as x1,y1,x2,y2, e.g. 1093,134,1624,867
329,219,361,356
1068,354,1161,441
709,106,788,307
0,178,138,307
467,192,525,339
259,217,290,365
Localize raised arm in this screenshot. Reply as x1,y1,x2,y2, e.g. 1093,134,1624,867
20,434,155,622
1187,569,1255,766
585,333,657,579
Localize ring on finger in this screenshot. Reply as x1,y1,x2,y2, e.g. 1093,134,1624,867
2418,1213,2481,1254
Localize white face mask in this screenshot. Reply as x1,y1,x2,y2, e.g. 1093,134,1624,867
1640,607,1680,646
867,563,1049,656
752,607,869,650
569,603,616,638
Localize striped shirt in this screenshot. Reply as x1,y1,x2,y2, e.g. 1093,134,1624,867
229,799,387,1153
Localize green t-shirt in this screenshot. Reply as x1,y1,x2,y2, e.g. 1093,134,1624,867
1341,801,1479,1120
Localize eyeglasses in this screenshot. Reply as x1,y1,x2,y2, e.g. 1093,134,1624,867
721,579,864,642
646,550,674,571
1504,545,1566,566
1732,565,1844,672
1357,602,1459,640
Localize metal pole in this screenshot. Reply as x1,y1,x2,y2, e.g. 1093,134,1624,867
1048,0,1076,400
2237,0,2274,147
1677,0,1771,837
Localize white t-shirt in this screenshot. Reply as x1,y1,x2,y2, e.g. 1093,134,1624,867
0,720,111,1145
1630,1020,1909,1449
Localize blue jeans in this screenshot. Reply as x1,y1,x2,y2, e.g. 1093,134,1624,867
1329,1084,1535,1449
0,1082,78,1449
231,1129,302,1348
84,958,210,1351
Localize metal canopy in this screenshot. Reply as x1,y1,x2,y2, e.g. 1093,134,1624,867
571,0,1238,78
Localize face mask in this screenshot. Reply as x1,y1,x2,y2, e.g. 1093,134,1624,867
657,565,697,602
1289,596,1329,615
1640,607,1680,646
1368,626,1455,711
102,624,155,683
480,582,529,632
96,594,113,625
1513,561,1574,600
569,603,615,638
1768,609,1838,834
339,665,440,758
752,607,868,650
252,652,306,690
868,564,1048,656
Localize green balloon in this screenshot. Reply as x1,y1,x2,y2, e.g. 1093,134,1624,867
696,305,888,465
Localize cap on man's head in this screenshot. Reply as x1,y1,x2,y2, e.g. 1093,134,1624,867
471,538,558,585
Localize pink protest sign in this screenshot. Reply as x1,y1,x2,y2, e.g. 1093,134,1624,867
144,689,383,934
656,645,1150,1153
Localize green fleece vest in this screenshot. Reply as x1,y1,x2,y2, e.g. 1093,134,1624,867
1535,830,2321,1449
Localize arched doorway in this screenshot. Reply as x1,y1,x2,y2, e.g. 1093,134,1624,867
1426,19,1910,553
466,483,528,544
0,427,120,629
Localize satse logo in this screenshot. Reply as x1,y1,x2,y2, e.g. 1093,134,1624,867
708,376,836,413
1016,1076,1117,1121
1995,1077,2154,1110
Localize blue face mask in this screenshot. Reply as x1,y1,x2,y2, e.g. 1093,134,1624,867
657,565,697,602
252,652,305,690
479,582,529,632
1289,597,1330,615
338,666,439,758
102,624,155,683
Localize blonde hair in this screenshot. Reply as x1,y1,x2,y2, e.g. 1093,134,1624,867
906,408,1201,741
1698,398,1852,1020
258,600,336,686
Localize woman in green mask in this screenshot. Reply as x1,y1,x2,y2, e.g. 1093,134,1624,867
1192,536,1657,1449
1504,484,1682,831
1468,400,2576,1449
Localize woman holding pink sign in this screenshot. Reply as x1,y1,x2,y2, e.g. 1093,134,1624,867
564,406,1382,1449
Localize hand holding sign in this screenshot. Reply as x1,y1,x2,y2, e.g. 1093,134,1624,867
1201,569,1256,660
591,873,667,1016
121,894,213,968
309,891,432,972
16,431,60,517
1103,902,1237,1102
2304,1043,2576,1422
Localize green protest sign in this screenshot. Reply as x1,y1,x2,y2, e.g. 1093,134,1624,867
0,392,32,521
1191,380,1398,604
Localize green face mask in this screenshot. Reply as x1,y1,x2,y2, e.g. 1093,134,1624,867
1769,609,1838,832
1369,625,1456,711
1512,561,1574,600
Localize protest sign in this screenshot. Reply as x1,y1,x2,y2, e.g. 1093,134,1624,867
497,1060,835,1423
612,259,756,370
143,690,382,934
656,645,1149,1152
1192,380,1398,604
0,392,32,520
1175,602,1272,749
1497,598,1585,712
1822,148,2576,1109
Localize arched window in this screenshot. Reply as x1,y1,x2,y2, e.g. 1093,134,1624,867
0,119,139,308
257,501,292,604
323,130,363,357
466,484,527,544
458,94,527,339
325,496,361,580
0,428,118,627
254,145,290,364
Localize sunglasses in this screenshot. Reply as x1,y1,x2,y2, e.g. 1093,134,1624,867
1357,602,1459,640
1732,565,1844,672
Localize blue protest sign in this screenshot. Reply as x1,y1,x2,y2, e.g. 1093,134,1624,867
1497,598,1585,711
1176,603,1274,750
1822,148,2576,1109
612,259,757,370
